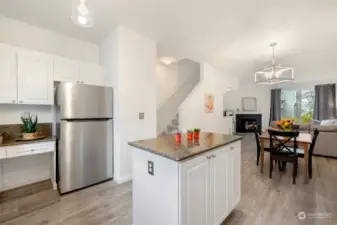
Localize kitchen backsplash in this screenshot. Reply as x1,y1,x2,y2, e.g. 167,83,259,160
0,123,52,140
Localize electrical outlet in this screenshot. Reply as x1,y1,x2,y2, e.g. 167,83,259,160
148,160,154,176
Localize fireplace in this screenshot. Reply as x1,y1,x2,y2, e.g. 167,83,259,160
236,114,262,133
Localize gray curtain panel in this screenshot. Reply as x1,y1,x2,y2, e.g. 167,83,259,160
314,83,336,120
269,88,281,125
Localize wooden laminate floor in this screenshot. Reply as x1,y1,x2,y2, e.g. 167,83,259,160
3,134,337,225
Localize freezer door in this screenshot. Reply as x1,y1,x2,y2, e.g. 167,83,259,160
58,119,113,194
56,82,113,119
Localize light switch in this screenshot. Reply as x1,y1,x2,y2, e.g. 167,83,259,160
139,112,145,120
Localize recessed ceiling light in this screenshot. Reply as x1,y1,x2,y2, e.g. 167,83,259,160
160,57,177,65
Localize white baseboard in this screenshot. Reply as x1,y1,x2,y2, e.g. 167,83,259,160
114,174,132,184
52,180,57,190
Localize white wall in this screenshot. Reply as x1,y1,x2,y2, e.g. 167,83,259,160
0,16,100,125
223,83,272,130
179,63,238,134
156,59,199,107
100,26,157,183
0,16,99,63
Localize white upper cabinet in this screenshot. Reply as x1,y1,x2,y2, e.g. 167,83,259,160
0,44,17,104
0,43,106,106
53,57,104,86
53,56,79,82
78,62,104,86
17,50,53,105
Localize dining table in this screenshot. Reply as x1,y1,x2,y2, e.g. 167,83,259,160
259,132,312,183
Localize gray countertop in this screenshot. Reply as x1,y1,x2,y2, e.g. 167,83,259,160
0,136,57,147
128,132,243,161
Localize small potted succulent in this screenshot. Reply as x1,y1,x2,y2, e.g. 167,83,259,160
21,113,38,140
187,129,194,140
175,132,182,142
193,128,201,139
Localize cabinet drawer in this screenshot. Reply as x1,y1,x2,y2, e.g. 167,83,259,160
0,147,6,159
6,142,55,158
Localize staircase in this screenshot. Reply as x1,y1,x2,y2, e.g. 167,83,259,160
162,113,179,135
157,59,200,135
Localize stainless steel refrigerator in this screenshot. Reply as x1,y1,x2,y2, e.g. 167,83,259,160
55,82,113,194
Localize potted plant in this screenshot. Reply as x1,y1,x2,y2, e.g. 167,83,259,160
187,129,194,140
175,132,181,142
193,128,201,139
21,113,38,139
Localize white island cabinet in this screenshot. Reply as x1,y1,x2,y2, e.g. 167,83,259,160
130,133,242,225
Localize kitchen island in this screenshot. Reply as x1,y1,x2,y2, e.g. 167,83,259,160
129,132,243,225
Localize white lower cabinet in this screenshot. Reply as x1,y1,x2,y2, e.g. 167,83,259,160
0,142,56,192
210,147,229,225
132,140,241,225
180,142,241,225
180,153,211,225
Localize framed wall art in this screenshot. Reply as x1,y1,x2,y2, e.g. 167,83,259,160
242,97,257,111
204,93,214,113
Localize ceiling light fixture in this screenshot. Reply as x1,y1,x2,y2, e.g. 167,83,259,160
71,0,94,27
255,42,294,84
160,57,177,65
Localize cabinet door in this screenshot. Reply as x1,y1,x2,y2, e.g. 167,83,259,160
17,50,53,105
232,147,241,206
0,44,17,104
210,146,229,225
227,143,241,211
78,62,104,86
180,153,211,225
53,56,79,82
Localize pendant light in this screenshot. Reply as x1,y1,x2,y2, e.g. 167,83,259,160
71,0,94,27
255,43,294,84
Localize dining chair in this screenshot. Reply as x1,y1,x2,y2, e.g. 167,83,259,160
290,129,320,179
253,125,270,166
268,129,300,184
253,125,261,166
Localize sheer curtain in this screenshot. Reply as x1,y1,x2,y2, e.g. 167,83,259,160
314,84,336,120
269,89,281,125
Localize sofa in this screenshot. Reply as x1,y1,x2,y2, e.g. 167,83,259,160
270,120,337,158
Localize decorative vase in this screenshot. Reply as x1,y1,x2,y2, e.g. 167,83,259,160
22,132,37,140
175,133,181,142
187,132,193,140
193,131,200,139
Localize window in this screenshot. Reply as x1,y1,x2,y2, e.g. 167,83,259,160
281,89,314,123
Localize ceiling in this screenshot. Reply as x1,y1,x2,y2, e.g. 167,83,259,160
1,0,337,82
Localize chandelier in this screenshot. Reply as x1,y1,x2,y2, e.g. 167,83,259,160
255,43,294,84
71,0,94,27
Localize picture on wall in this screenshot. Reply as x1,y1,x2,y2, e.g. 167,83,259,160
204,93,214,113
242,97,257,111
